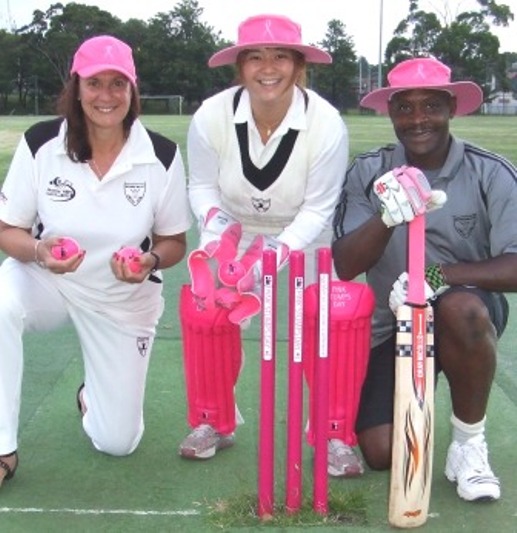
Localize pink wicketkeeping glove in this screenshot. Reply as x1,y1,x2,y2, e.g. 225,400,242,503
217,235,290,326
188,207,242,308
218,234,289,292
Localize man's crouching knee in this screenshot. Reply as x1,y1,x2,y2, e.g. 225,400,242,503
358,424,393,471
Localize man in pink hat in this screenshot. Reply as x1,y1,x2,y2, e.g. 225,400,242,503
332,56,517,502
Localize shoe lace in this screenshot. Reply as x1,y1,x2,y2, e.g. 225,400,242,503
191,424,214,438
462,437,492,474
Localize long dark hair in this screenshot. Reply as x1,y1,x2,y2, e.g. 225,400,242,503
56,74,141,163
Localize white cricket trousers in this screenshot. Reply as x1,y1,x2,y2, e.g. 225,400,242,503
0,259,156,457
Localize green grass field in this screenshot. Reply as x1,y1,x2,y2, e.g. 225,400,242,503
1,115,517,532
1,114,516,180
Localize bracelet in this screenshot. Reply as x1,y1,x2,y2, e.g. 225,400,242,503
34,240,47,269
149,251,161,273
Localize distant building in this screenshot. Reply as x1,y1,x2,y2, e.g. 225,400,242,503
507,62,517,94
482,91,517,115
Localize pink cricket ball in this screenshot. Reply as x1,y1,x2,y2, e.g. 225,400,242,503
116,246,142,273
51,237,80,260
218,260,246,287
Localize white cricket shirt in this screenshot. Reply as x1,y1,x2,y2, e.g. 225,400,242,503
0,118,191,325
188,86,348,250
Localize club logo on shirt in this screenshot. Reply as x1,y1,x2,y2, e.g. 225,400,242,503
137,336,150,357
453,214,477,238
252,197,271,213
125,182,146,206
46,177,76,201
374,181,388,196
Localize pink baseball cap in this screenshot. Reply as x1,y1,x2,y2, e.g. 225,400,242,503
208,14,331,68
360,57,483,116
70,35,137,85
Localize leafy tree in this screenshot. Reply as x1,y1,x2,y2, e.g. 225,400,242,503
0,31,23,111
0,0,514,114
502,52,517,93
138,0,225,108
314,19,357,111
385,0,514,95
16,2,125,102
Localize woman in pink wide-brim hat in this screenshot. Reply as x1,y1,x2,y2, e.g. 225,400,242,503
208,13,331,67
179,14,367,480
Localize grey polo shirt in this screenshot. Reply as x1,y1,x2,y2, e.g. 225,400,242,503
333,136,517,347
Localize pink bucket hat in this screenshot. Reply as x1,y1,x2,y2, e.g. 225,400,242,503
208,14,331,68
71,35,137,85
360,57,483,116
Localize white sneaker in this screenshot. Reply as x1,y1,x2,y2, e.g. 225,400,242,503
178,424,234,460
444,435,500,501
327,438,364,477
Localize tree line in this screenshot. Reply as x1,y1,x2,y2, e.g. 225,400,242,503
1,0,515,115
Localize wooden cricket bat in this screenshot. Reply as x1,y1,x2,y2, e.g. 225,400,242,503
388,214,434,528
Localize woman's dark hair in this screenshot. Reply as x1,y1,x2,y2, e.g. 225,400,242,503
56,74,141,163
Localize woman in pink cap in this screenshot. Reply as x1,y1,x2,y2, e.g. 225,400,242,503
179,14,365,479
0,35,191,487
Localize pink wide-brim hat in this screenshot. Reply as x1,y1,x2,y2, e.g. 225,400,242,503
70,35,137,86
360,57,483,116
208,14,331,68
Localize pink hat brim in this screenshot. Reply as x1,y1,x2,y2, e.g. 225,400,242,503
360,81,483,116
208,43,332,67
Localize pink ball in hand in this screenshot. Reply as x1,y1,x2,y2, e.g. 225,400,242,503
116,246,142,273
218,260,246,287
51,237,80,260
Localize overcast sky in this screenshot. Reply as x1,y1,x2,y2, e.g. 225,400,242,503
3,0,516,64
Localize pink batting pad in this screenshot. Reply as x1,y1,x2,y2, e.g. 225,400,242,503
179,284,242,435
303,280,375,446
